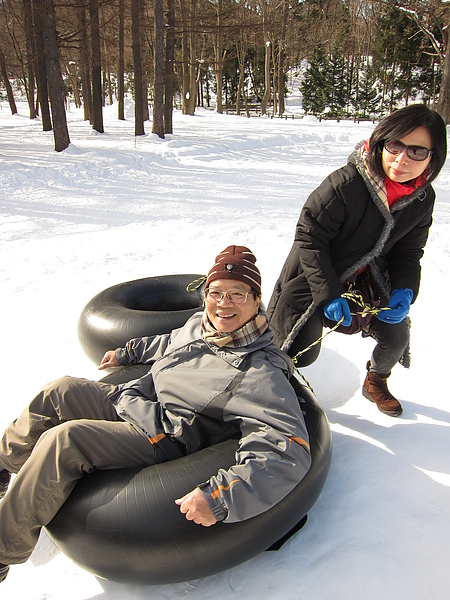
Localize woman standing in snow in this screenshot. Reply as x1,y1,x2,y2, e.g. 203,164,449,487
267,104,447,417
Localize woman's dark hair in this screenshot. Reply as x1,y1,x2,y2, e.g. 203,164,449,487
366,104,447,185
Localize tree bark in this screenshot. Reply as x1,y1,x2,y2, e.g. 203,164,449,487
118,0,125,120
89,0,104,133
152,0,164,138
139,0,149,121
180,0,189,114
131,0,145,135
0,42,18,115
40,0,70,151
23,0,37,118
77,2,92,122
187,0,197,114
277,0,288,116
214,0,223,113
164,0,175,133
32,0,52,130
436,26,450,123
261,34,271,116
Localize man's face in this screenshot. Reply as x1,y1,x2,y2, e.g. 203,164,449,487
205,279,261,332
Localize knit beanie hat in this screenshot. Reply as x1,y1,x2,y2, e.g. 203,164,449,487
205,245,261,295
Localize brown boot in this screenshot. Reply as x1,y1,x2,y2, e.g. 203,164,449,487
0,563,9,583
362,362,403,417
0,469,10,500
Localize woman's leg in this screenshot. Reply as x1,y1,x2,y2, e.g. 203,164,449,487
367,318,409,376
362,318,410,417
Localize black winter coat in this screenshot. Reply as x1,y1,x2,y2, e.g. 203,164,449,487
267,147,435,353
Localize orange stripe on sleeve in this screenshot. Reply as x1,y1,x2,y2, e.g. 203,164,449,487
148,432,166,445
211,479,241,499
289,437,310,451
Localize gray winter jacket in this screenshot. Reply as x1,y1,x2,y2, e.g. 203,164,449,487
112,312,311,523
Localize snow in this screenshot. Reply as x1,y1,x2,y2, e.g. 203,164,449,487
1,100,449,599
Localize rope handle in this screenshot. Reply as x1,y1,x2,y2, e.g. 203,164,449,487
292,291,392,367
186,276,207,293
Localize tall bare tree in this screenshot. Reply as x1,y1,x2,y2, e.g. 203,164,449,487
77,1,93,122
152,0,164,137
23,0,37,118
32,0,52,130
118,0,125,120
40,0,70,151
0,40,17,115
164,0,175,133
89,0,104,133
132,0,145,135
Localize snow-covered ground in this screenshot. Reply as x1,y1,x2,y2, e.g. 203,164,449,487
0,100,449,599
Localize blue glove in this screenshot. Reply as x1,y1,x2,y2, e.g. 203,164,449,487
377,288,413,324
324,297,352,326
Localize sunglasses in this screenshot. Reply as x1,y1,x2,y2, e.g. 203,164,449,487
384,140,432,162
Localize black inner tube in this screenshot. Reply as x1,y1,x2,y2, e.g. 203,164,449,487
45,365,332,585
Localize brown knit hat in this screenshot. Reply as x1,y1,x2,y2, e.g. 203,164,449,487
205,245,261,295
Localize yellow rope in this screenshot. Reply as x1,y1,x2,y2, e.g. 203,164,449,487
186,275,207,293
292,291,390,368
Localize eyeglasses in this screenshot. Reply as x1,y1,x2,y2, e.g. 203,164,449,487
205,289,251,304
384,140,432,162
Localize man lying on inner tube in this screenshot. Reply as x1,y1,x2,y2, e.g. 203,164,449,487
0,245,311,584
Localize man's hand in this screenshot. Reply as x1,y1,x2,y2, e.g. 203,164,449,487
98,351,120,370
175,488,217,527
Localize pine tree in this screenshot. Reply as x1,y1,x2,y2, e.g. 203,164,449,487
356,61,381,120
300,47,329,116
328,46,347,119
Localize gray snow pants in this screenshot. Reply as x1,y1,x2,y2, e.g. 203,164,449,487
0,376,159,565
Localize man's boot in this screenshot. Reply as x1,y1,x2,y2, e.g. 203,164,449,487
0,563,9,583
362,362,403,417
0,469,10,500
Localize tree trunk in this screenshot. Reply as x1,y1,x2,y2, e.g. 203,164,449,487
66,63,81,108
436,26,450,123
32,0,52,131
236,37,246,116
139,0,149,121
131,0,145,135
272,37,277,115
41,0,70,151
277,0,288,116
89,0,104,133
77,2,92,122
164,0,175,133
152,0,164,138
261,32,271,116
186,0,197,115
214,0,223,113
180,0,189,114
118,0,125,120
0,42,18,115
23,0,37,118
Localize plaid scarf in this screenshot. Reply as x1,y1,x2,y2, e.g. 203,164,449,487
361,141,389,208
202,310,269,348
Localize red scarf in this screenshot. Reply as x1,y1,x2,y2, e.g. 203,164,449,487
385,173,428,207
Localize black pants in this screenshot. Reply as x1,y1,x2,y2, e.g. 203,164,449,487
288,309,409,376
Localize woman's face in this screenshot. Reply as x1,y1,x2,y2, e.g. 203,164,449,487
382,126,432,183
